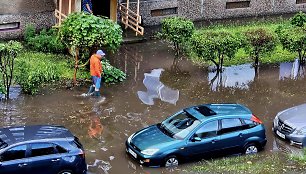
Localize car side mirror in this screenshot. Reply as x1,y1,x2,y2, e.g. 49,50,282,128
192,137,201,142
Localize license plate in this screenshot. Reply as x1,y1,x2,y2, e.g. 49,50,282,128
276,130,286,139
128,148,137,159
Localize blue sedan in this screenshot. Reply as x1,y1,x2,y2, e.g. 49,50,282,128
126,103,267,167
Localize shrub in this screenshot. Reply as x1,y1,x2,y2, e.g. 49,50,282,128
191,30,243,71
0,41,23,100
291,11,306,27
15,52,61,94
58,12,123,84
158,17,195,58
24,24,66,54
102,60,126,84
244,27,277,67
276,25,306,64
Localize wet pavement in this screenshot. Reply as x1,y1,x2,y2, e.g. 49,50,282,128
1,40,306,173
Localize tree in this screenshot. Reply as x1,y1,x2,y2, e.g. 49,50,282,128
58,12,123,84
191,30,243,71
276,12,306,64
0,41,23,100
276,26,306,64
244,28,277,68
158,17,194,59
291,11,306,28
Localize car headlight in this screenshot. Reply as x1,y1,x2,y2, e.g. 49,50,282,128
294,127,306,135
127,133,135,144
273,115,279,127
141,148,159,156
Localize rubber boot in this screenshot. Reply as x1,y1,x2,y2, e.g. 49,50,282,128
94,91,101,97
87,85,95,96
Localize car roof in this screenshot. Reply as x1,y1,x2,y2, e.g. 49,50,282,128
0,125,74,146
185,103,252,121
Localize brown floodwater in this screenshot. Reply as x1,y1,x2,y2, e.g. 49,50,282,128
1,40,306,174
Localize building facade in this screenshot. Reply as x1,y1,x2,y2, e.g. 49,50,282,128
0,0,306,39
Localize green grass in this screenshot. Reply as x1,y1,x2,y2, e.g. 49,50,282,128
192,153,306,174
16,51,89,80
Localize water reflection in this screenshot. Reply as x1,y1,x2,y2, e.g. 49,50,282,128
208,64,255,91
279,59,305,80
137,68,179,105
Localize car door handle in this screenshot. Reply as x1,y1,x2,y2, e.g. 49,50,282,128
18,163,27,167
212,139,218,144
51,159,60,162
239,133,244,137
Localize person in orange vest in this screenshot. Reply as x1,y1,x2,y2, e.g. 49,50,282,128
87,50,105,97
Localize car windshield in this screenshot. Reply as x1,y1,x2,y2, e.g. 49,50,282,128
0,138,8,149
160,111,200,140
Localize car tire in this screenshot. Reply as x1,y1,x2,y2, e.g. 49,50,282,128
244,143,259,155
58,170,73,174
164,155,179,167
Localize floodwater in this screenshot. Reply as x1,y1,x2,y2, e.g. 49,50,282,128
1,40,306,173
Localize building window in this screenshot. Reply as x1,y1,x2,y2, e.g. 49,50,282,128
0,22,20,32
296,0,306,4
226,1,251,9
151,7,178,17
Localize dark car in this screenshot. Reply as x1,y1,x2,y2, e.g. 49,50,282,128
273,103,306,147
126,103,267,167
0,125,86,174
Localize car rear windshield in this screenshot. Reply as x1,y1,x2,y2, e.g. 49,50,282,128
70,136,83,149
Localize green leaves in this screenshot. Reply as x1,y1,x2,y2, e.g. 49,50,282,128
58,12,123,53
291,11,306,28
244,27,277,60
102,60,126,84
14,52,61,94
158,17,195,58
0,41,23,99
190,30,243,70
277,12,306,63
24,24,66,54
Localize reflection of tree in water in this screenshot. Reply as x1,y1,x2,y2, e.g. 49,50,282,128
160,59,192,90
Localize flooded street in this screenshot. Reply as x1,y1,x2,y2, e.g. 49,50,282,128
1,40,306,173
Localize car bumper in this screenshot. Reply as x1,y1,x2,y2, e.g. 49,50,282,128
273,125,306,147
125,141,164,167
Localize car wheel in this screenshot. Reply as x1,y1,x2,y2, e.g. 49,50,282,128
58,171,73,174
164,156,179,167
244,143,259,155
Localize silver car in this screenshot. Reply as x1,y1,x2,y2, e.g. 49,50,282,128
273,103,306,147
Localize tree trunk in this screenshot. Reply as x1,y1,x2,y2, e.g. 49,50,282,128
211,59,220,72
73,48,79,85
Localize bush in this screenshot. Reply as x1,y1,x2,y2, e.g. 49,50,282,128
24,24,66,54
291,11,306,27
191,30,243,71
102,59,126,84
158,17,195,58
244,27,277,67
15,52,61,94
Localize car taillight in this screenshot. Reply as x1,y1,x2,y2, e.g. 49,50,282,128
79,150,85,159
251,114,263,124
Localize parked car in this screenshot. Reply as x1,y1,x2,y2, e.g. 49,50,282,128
273,103,306,147
0,125,87,174
126,103,266,167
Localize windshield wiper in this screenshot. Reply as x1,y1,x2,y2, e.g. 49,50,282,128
159,123,174,138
